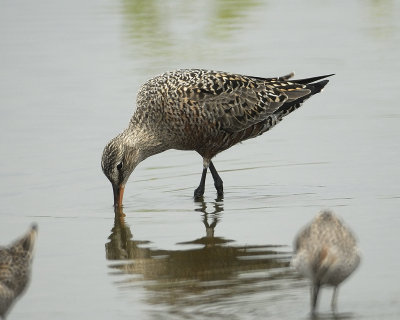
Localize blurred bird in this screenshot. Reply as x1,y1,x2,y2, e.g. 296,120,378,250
291,210,360,314
0,224,37,319
101,69,332,207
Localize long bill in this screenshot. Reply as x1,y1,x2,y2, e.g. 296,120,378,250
113,184,125,208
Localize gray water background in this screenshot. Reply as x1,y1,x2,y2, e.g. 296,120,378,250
0,0,399,319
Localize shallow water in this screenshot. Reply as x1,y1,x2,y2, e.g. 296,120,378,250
0,0,399,319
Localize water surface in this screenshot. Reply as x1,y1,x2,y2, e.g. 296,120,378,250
0,0,399,319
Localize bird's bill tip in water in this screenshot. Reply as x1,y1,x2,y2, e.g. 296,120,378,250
113,184,125,208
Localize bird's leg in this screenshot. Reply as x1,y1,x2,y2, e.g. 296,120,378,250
209,161,224,196
311,283,320,314
194,167,207,199
331,286,338,313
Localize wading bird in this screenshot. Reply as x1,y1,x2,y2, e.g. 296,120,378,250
0,224,37,319
102,69,332,207
291,210,360,314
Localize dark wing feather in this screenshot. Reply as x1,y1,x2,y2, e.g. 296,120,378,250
138,70,331,135
186,71,313,132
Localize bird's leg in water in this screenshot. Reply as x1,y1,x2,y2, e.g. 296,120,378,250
331,286,339,313
194,167,207,199
311,283,320,314
209,161,223,196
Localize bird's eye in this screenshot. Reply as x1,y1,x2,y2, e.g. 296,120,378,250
117,162,123,170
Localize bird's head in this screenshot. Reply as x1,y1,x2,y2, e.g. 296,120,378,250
101,135,138,208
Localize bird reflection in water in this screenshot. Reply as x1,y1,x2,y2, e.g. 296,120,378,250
105,201,292,312
105,209,151,261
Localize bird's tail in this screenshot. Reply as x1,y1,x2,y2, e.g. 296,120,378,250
274,74,333,118
292,74,334,85
10,224,38,256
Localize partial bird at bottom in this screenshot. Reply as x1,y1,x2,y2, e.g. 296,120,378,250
0,224,37,319
291,210,360,314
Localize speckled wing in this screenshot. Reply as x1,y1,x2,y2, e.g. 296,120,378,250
0,249,12,279
182,71,312,133
293,223,312,252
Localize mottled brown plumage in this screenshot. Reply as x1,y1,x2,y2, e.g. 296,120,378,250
102,69,332,206
0,225,37,319
291,211,360,314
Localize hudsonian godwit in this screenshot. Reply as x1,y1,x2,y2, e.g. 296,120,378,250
292,210,360,314
102,69,332,206
0,224,37,319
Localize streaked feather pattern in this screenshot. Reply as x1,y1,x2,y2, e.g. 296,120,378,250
132,69,331,158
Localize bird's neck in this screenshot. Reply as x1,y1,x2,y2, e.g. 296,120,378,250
122,124,167,164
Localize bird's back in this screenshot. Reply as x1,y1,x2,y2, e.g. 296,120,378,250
292,211,360,286
131,69,331,158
